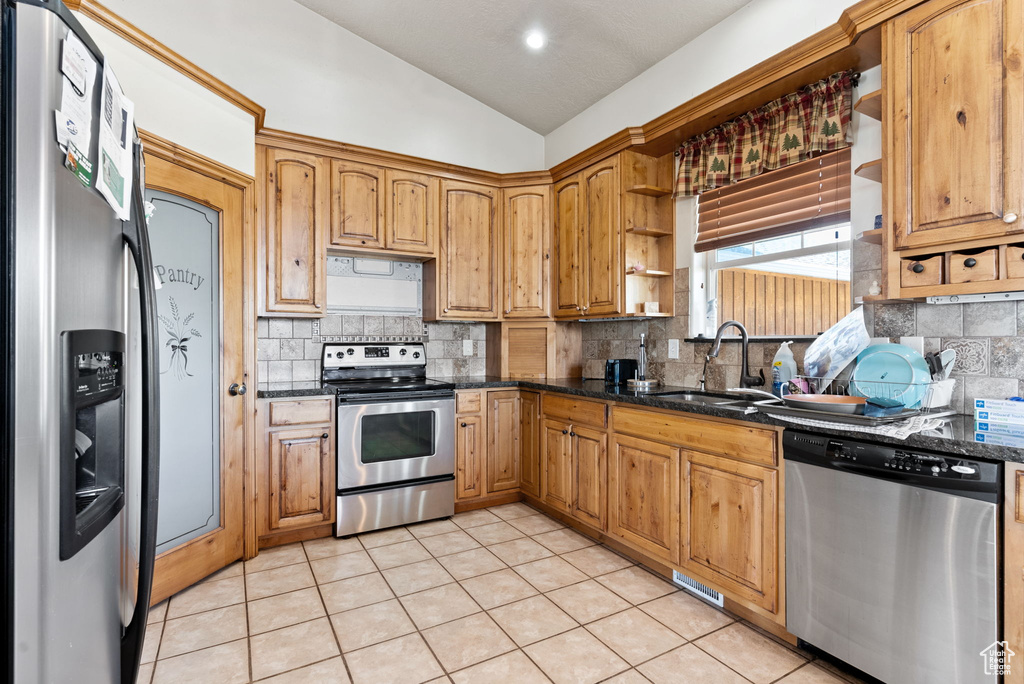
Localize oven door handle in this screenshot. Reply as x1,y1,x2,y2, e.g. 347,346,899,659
336,392,455,407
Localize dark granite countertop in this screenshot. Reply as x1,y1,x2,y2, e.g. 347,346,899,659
259,377,1024,463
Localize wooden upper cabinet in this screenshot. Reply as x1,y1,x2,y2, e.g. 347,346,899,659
329,160,384,249
886,0,1024,249
502,185,552,319
487,391,521,493
608,434,680,563
385,169,438,255
583,157,622,315
263,147,326,316
553,174,584,318
682,450,779,613
434,180,500,320
519,391,542,498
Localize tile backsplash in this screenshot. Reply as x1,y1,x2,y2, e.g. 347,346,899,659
256,315,486,383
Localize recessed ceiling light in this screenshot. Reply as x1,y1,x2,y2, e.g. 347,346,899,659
524,30,546,50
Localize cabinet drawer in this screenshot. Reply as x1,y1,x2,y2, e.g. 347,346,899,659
612,406,777,466
1007,245,1024,279
456,390,482,414
949,249,998,284
543,394,607,428
269,398,334,426
900,255,943,288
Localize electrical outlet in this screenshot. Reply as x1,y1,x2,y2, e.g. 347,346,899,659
668,338,680,359
463,339,474,356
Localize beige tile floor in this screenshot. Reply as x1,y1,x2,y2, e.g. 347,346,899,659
139,503,866,684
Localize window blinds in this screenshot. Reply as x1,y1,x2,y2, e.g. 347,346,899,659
694,147,851,253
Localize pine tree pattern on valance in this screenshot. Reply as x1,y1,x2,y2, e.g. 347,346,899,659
676,70,854,196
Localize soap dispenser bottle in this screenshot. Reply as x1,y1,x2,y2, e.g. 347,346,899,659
771,341,797,397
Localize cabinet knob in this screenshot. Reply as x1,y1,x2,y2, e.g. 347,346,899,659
461,422,468,427
562,429,568,434
912,263,925,274
964,258,977,268
1005,212,1019,224
361,240,366,244
570,432,576,437
443,308,449,314
321,433,329,439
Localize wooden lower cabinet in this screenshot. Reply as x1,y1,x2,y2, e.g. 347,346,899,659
456,414,484,500
541,417,574,514
681,449,779,614
519,391,542,498
258,398,335,546
487,391,521,492
608,434,680,564
571,425,607,530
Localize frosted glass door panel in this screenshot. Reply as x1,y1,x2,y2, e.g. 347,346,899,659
147,190,221,554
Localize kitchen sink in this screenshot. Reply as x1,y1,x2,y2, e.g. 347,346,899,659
649,389,779,411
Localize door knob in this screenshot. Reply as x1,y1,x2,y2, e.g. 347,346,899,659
1005,212,1018,224
228,382,247,396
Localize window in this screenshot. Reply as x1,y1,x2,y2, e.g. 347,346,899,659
694,149,851,337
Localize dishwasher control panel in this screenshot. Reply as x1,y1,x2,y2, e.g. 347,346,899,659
824,439,985,480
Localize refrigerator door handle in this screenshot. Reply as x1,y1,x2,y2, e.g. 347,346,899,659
119,139,160,684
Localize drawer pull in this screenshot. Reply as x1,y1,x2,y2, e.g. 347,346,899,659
964,258,977,268
912,263,924,273
1005,212,1018,224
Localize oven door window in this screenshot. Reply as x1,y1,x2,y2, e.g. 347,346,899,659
360,410,436,463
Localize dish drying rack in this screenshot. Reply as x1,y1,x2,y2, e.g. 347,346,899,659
756,375,957,426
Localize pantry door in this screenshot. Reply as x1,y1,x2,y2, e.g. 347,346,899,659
142,137,252,604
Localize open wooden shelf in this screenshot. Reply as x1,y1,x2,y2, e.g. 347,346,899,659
854,89,882,121
626,226,673,238
855,159,882,183
854,294,915,304
857,228,883,244
626,184,673,197
626,269,672,277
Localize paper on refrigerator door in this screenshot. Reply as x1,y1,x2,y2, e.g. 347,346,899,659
55,34,98,154
61,32,93,96
96,64,134,220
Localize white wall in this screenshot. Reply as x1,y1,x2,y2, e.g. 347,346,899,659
544,0,853,167
76,15,256,176
94,0,544,174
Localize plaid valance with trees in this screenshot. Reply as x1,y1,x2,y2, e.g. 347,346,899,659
676,70,854,196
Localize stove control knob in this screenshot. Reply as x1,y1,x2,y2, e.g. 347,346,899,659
413,352,421,359
932,465,941,474
399,349,407,356
347,348,355,355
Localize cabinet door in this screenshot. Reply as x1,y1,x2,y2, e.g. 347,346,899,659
553,175,584,317
438,180,500,319
887,0,1024,249
582,157,622,315
541,418,573,513
1005,464,1024,684
329,160,384,249
503,185,551,318
608,434,679,562
263,147,326,316
572,425,607,530
267,427,333,531
682,450,778,612
487,391,521,493
456,415,484,500
519,391,542,498
385,169,437,255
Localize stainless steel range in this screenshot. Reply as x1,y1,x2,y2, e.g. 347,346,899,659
322,342,455,537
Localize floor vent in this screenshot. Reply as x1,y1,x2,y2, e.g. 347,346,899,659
672,570,724,607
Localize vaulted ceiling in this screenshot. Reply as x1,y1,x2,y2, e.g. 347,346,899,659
291,0,753,134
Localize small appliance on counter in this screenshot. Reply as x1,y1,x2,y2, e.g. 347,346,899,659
626,333,659,390
605,359,638,386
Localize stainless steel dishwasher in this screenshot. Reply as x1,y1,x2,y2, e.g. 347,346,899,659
785,431,1001,684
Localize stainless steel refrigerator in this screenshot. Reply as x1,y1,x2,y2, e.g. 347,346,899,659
1,1,160,682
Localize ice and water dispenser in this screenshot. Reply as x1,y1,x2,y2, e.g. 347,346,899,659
59,329,126,560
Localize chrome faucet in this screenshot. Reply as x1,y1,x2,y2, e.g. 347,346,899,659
707,320,765,389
